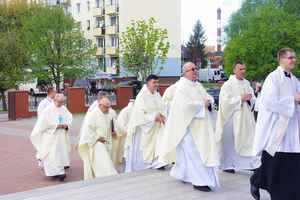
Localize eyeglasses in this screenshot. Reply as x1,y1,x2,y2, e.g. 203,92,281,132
101,104,111,109
56,99,64,104
185,68,198,72
282,56,297,60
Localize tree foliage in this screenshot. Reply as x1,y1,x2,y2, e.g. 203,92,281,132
0,0,43,110
224,0,300,80
117,17,170,83
22,6,97,91
186,20,207,68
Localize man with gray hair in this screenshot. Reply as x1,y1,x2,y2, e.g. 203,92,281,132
77,98,118,179
30,94,73,181
159,62,220,192
75,91,116,150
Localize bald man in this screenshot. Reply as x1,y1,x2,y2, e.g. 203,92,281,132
77,98,118,179
30,94,73,181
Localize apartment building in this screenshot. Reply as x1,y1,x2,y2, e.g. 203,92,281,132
43,0,181,80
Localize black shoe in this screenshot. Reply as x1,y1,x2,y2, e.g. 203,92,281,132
64,166,70,169
58,174,66,181
193,185,211,192
157,166,165,170
250,184,260,200
181,180,186,183
223,169,235,173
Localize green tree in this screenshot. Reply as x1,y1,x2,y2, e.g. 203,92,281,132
22,6,97,92
117,17,170,83
186,20,207,69
0,33,29,110
0,0,43,33
224,0,300,80
0,0,43,110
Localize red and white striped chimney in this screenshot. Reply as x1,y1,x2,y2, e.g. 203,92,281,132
217,7,221,53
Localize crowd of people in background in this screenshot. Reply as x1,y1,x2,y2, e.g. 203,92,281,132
29,48,300,200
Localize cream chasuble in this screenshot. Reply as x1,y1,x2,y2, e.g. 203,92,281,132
124,84,166,164
162,81,179,116
159,77,220,167
77,107,117,180
215,75,256,156
30,103,73,176
75,100,116,151
112,101,134,165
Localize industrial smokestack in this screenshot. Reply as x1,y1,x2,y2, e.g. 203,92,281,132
217,7,221,53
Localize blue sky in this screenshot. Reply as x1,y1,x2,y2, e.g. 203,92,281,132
181,0,243,50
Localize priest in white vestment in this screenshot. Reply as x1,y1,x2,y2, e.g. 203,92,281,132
77,98,118,180
250,48,300,200
30,94,72,181
161,81,179,123
37,86,57,117
124,74,168,172
114,99,134,173
215,61,261,173
36,86,57,167
75,91,116,150
159,62,220,192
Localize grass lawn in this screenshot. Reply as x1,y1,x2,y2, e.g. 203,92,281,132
73,109,122,115
201,82,218,88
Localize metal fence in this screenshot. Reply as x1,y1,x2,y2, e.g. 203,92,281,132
28,91,116,111
85,90,117,106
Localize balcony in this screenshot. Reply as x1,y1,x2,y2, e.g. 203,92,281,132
106,46,119,55
106,4,119,15
106,66,118,74
96,47,105,56
93,27,105,36
106,25,119,35
93,7,104,17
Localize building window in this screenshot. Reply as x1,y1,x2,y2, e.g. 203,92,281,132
98,58,106,71
97,38,105,47
110,37,119,47
65,6,72,13
86,39,91,49
87,20,90,30
86,1,90,11
76,3,81,13
109,0,118,5
77,22,82,31
96,18,105,28
110,16,118,26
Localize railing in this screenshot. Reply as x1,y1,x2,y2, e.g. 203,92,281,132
28,93,66,111
85,88,117,106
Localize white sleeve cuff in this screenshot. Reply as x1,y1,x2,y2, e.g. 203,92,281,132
139,119,155,134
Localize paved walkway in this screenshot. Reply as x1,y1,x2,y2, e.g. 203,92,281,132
0,112,271,200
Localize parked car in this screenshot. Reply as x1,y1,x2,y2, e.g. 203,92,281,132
206,87,221,111
116,80,142,98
